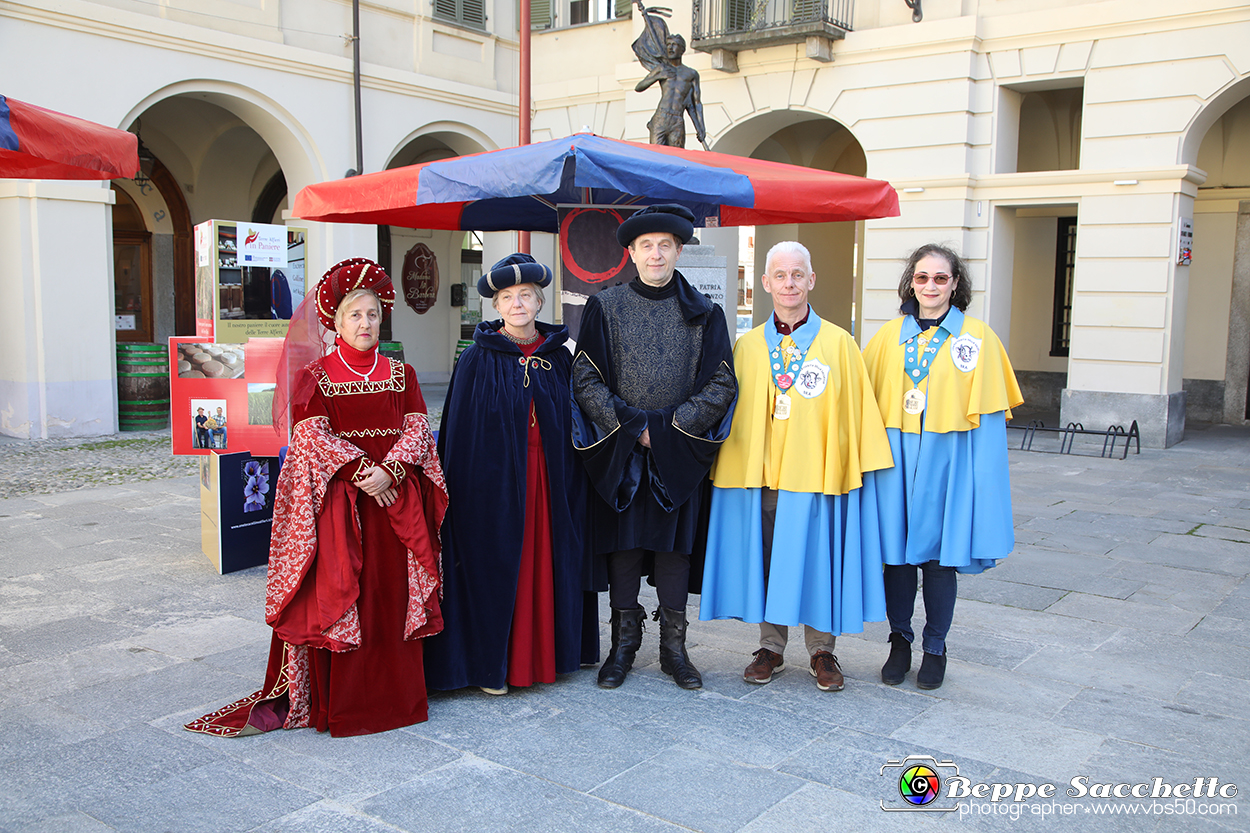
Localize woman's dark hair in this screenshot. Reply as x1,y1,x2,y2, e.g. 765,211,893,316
897,243,973,312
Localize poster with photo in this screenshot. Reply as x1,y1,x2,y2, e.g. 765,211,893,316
189,398,228,450
169,336,285,456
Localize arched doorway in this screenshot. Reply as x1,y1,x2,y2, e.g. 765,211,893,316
381,128,492,381
1186,87,1250,424
117,93,301,342
714,114,868,334
111,188,153,343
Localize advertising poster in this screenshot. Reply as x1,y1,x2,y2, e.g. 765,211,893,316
193,220,308,343
558,205,641,340
169,336,285,457
237,221,288,268
557,204,726,341
200,450,284,574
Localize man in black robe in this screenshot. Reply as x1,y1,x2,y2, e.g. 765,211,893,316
572,204,736,690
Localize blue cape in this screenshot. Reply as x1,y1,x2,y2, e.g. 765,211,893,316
424,321,597,690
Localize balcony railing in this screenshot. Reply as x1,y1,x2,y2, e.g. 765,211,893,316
691,0,852,64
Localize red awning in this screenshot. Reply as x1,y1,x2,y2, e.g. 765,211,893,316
0,95,139,181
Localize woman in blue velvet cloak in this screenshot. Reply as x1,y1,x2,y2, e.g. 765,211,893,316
423,254,596,695
862,244,1023,691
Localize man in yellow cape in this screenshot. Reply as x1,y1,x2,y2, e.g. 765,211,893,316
701,241,893,692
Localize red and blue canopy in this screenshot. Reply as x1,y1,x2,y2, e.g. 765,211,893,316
293,133,899,231
0,95,138,181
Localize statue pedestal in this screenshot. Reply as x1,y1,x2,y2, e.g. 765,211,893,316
678,243,733,339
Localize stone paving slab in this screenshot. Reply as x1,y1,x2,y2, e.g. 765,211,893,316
1,423,1249,831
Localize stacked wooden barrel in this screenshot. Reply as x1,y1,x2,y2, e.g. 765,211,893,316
116,343,170,431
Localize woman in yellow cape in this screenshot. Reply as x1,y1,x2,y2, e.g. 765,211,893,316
862,244,1023,691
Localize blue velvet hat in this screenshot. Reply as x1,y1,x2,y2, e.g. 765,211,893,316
478,253,553,298
616,203,696,247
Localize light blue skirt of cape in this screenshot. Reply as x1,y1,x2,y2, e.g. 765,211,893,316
700,486,886,634
862,411,1013,575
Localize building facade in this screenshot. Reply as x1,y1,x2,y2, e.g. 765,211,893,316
533,0,1250,446
5,0,1250,447
1,0,524,438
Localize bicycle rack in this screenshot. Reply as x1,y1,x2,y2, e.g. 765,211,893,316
1009,419,1140,459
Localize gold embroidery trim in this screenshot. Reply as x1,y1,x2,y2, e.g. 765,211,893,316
572,351,619,450
383,460,406,484
351,458,376,481
338,427,402,438
314,358,405,397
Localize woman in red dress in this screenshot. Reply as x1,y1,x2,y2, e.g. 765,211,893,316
186,259,447,737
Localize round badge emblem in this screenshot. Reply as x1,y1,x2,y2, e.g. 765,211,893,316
899,764,941,806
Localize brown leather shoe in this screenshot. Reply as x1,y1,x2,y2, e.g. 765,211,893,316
810,651,844,691
743,648,784,684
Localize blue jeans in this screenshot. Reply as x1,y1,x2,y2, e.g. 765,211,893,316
884,561,957,656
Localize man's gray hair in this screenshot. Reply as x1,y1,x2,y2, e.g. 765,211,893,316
763,240,813,276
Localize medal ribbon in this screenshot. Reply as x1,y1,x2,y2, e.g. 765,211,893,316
903,325,950,388
765,310,819,393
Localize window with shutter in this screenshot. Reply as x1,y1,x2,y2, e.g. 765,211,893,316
791,0,822,22
462,0,486,28
726,0,751,30
530,0,554,29
434,0,485,29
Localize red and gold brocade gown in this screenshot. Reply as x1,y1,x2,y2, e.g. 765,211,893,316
186,341,447,738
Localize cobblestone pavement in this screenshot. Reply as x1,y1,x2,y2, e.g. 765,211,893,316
0,421,1247,832
0,383,447,501
0,431,198,500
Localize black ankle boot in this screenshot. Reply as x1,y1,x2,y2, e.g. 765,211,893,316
657,606,702,690
881,632,911,686
916,649,947,690
598,606,645,689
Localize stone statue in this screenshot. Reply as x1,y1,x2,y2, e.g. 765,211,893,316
632,0,709,151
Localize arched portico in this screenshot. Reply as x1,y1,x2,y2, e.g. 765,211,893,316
713,111,869,335
1183,78,1250,425
380,127,511,383
121,83,323,196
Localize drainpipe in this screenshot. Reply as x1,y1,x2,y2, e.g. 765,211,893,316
352,0,364,176
519,0,531,254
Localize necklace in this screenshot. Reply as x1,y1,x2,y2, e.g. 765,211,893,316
338,347,378,380
501,328,540,345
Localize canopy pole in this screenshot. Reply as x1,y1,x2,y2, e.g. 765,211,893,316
519,0,532,254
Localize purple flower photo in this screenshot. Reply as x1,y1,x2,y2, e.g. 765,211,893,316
242,460,271,513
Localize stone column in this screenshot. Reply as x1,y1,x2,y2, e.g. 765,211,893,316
0,182,118,439
1060,187,1196,448
677,236,732,342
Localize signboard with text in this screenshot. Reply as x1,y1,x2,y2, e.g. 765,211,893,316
238,221,289,267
